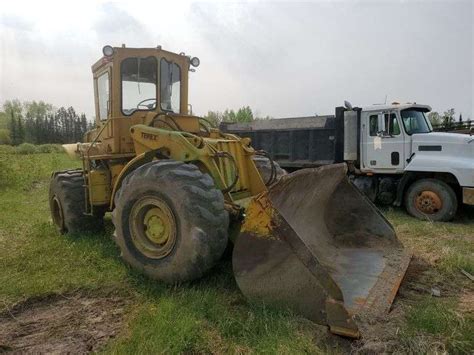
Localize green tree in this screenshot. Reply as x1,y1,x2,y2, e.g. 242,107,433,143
442,108,455,128
9,112,20,145
24,101,54,143
3,100,23,119
4,100,23,145
219,106,254,123
17,116,25,144
1,99,91,144
0,111,8,129
0,129,11,145
222,109,236,122
203,111,222,127
235,106,254,123
427,111,441,126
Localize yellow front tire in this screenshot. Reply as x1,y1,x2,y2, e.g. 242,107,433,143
112,160,229,283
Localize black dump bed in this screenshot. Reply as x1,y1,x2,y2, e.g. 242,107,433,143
220,113,343,169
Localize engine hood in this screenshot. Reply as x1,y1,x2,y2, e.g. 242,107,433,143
407,132,474,187
411,132,473,159
412,132,473,145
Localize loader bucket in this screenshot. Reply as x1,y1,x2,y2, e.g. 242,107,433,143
233,164,410,338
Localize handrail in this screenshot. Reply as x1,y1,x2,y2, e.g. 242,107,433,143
85,120,110,159
82,120,110,216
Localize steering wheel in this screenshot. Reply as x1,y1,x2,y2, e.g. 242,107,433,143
136,98,157,109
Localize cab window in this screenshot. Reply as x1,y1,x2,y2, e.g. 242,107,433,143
121,57,157,115
385,113,400,135
97,72,109,120
160,58,181,113
369,115,378,136
369,113,400,136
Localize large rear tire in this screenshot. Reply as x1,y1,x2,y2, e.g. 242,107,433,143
405,178,457,221
252,155,287,185
112,160,229,283
49,170,104,234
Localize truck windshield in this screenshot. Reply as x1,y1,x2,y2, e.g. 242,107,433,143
401,110,432,135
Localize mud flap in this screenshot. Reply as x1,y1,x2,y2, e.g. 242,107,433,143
233,164,411,338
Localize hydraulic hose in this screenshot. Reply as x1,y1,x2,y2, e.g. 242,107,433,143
255,150,277,186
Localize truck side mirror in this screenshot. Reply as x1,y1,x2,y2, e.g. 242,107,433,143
377,113,386,137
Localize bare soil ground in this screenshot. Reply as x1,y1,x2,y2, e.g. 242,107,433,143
0,292,129,353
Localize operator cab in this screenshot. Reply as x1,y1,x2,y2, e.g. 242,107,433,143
88,45,201,155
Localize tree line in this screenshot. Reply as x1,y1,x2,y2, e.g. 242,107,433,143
1,99,467,146
0,100,93,145
427,108,471,129
204,106,471,131
203,106,270,127
0,101,261,146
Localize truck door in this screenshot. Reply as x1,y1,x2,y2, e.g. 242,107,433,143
361,111,405,172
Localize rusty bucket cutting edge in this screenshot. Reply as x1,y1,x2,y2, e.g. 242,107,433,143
232,163,411,338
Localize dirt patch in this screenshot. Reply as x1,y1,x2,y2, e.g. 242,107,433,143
0,292,130,353
458,291,474,315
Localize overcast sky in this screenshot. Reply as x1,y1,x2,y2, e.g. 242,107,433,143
0,0,472,119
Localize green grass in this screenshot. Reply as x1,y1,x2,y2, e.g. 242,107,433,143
0,153,127,302
383,208,474,353
385,208,474,276
0,152,473,353
403,297,474,353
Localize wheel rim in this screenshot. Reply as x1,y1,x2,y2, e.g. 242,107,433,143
129,196,177,259
51,196,65,231
415,190,442,214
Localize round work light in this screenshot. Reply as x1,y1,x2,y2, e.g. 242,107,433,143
190,57,200,67
102,45,114,57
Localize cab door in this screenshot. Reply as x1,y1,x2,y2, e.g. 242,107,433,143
361,111,405,172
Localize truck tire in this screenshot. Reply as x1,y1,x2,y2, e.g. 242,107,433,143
405,179,457,222
252,156,287,185
112,160,229,283
49,170,104,234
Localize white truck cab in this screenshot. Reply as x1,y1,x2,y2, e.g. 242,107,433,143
356,103,474,220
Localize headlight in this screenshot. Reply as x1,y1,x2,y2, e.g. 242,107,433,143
102,45,114,57
190,57,200,67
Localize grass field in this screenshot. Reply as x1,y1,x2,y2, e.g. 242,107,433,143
0,152,473,353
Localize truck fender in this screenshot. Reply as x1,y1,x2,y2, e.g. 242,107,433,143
405,155,474,187
393,172,417,207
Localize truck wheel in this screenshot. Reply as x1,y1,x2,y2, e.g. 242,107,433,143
252,156,287,185
49,170,104,234
112,160,229,283
405,179,457,221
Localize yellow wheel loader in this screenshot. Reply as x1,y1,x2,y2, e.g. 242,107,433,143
50,45,410,338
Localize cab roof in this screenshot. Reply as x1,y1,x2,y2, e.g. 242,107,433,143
360,103,432,112
91,46,189,73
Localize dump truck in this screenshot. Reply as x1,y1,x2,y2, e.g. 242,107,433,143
50,45,410,338
222,104,474,221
